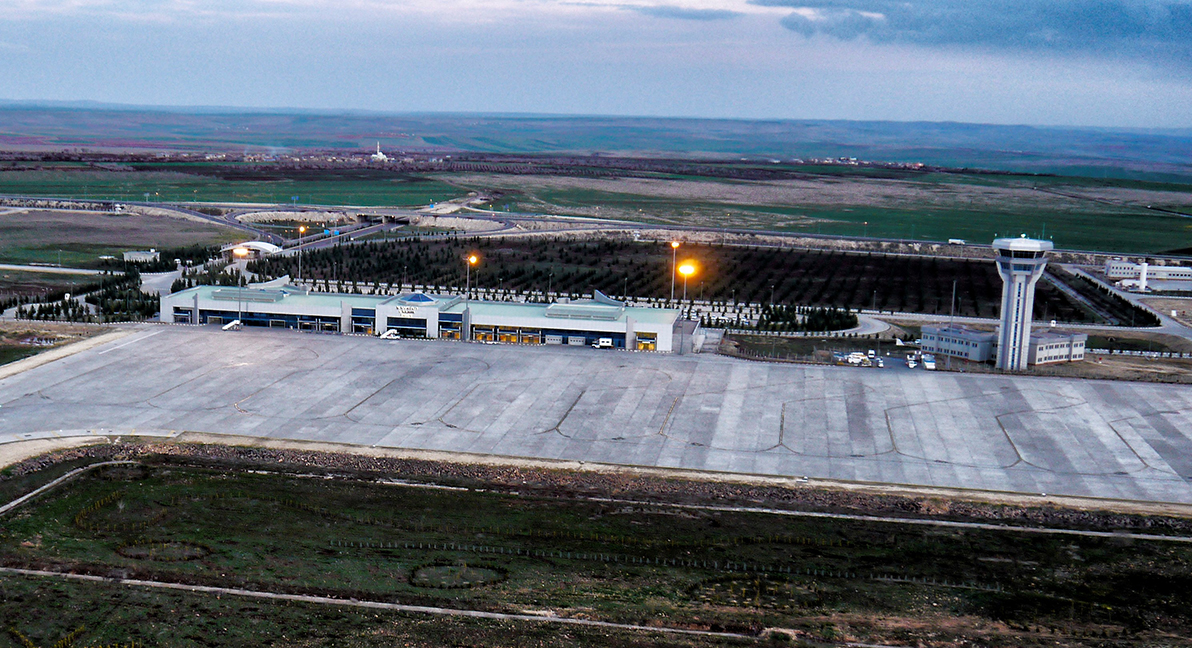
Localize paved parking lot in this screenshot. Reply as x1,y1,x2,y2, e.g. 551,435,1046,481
3,325,1192,503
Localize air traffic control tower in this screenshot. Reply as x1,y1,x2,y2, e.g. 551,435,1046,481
993,236,1053,371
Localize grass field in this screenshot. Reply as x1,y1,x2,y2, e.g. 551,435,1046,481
450,171,1192,254
0,269,93,300
0,345,38,366
0,209,242,269
2,456,1191,646
0,165,467,208
0,576,743,648
3,162,1190,253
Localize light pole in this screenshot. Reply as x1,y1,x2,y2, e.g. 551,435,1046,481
233,247,249,326
465,254,478,301
669,241,680,304
678,262,696,354
297,225,306,283
679,263,695,301
679,262,696,318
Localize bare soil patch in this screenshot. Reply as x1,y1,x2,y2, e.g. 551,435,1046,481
1142,297,1192,327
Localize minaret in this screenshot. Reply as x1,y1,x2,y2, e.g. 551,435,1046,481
993,236,1053,371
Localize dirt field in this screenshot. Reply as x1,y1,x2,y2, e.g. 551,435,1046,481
1142,297,1192,327
1034,352,1192,384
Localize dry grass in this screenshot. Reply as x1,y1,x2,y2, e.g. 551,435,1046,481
0,209,242,267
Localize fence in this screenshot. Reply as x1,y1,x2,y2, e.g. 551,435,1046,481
1087,349,1192,359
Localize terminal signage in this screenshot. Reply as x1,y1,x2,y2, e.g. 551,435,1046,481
395,306,418,316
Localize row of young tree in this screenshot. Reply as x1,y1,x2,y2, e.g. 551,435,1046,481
14,297,93,322
170,262,243,293
85,272,160,321
99,245,220,274
248,236,1103,321
13,271,159,323
242,235,1167,328
753,304,859,332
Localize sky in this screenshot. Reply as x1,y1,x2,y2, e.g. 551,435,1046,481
2,0,1191,128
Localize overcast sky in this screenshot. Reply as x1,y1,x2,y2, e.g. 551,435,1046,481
2,0,1190,128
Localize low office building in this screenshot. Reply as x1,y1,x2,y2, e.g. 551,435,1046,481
920,325,996,362
160,285,679,352
123,249,160,263
1105,258,1192,280
1027,330,1087,365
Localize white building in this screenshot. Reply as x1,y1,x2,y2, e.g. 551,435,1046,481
1027,330,1087,365
1105,258,1192,280
160,286,680,352
920,325,996,362
993,236,1053,371
1105,258,1192,291
221,241,282,261
123,249,159,263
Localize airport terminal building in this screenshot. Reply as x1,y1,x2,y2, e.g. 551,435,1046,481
160,285,680,352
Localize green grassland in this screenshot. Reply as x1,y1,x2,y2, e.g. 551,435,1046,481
3,161,1191,253
457,171,1192,254
0,209,242,269
0,164,466,208
0,576,741,648
0,269,93,299
2,458,1190,646
0,345,37,366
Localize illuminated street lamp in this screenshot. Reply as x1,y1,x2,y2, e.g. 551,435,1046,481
465,254,479,300
233,247,249,326
677,261,697,355
669,241,680,303
678,262,696,301
678,262,696,312
297,226,306,283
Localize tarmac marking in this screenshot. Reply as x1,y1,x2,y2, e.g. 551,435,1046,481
97,329,164,355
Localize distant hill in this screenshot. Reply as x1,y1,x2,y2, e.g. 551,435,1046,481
1,102,1189,183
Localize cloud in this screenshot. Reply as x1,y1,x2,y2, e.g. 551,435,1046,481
755,0,1192,63
626,4,743,19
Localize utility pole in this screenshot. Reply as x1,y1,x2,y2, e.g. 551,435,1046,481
670,241,680,304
